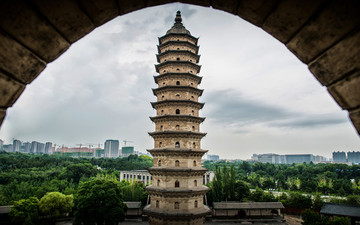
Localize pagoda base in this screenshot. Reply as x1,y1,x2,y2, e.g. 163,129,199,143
143,205,210,225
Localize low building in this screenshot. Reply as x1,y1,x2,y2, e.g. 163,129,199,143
212,202,284,218
320,203,360,225
124,202,142,217
120,170,214,185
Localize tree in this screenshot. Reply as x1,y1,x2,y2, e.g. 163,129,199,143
212,165,223,202
228,164,236,200
9,197,39,225
74,179,127,225
38,192,73,217
235,180,250,201
61,163,98,183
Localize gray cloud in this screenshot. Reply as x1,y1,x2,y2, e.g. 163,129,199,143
203,89,348,130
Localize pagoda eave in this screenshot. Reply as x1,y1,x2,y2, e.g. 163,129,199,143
146,187,209,198
143,205,211,219
152,86,203,96
150,115,205,123
155,61,201,73
153,73,202,84
156,50,200,63
147,148,208,155
148,131,207,139
158,33,199,44
151,100,205,109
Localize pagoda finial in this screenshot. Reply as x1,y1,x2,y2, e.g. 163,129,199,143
175,10,182,24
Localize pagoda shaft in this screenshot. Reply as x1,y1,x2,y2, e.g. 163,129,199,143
143,11,210,225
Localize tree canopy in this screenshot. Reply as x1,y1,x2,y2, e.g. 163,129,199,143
74,179,127,225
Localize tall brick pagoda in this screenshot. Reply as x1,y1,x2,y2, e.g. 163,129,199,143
143,11,210,225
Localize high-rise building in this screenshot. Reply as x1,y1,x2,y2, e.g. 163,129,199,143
285,154,315,164
30,141,44,154
45,142,52,154
333,151,347,162
207,154,220,161
0,139,3,151
23,142,31,153
347,151,360,164
104,140,119,158
121,146,134,157
13,139,21,152
143,11,210,225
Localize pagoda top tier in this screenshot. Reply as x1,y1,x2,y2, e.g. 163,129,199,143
166,11,191,35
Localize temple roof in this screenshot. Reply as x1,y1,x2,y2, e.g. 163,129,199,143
166,11,191,35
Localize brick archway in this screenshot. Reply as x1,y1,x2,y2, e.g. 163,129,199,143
0,0,359,134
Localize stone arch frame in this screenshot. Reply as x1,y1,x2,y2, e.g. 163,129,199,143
0,0,359,135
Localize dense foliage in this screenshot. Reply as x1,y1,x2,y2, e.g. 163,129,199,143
0,152,152,205
9,197,39,225
74,179,127,225
301,209,349,225
38,192,73,217
203,160,360,196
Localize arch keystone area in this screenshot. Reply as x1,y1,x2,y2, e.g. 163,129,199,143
0,0,359,134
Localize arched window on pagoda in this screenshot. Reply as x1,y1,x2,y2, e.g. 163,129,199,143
174,202,179,209
156,200,159,208
176,81,180,85
175,180,180,188
159,142,162,147
194,200,198,208
194,180,197,187
175,160,180,167
176,94,180,99
191,110,194,115
176,125,180,130
157,179,160,186
161,110,164,115
193,160,197,167
162,95,164,100
160,125,163,131
158,160,161,166
175,142,180,148
176,109,180,114
192,126,195,131
191,96,194,100
193,142,196,149
177,57,180,61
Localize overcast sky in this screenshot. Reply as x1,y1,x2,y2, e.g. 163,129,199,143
0,3,359,159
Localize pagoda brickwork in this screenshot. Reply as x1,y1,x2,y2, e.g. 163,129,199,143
143,11,210,225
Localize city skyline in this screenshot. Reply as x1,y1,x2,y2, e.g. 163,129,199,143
0,3,359,159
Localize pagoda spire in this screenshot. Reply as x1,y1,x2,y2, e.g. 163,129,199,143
175,10,182,24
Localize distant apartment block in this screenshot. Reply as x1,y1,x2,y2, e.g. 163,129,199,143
0,139,3,151
45,142,53,154
333,151,347,162
207,154,220,161
286,154,315,164
104,140,119,158
13,139,21,152
23,142,31,153
347,151,360,164
121,146,134,157
252,153,326,164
